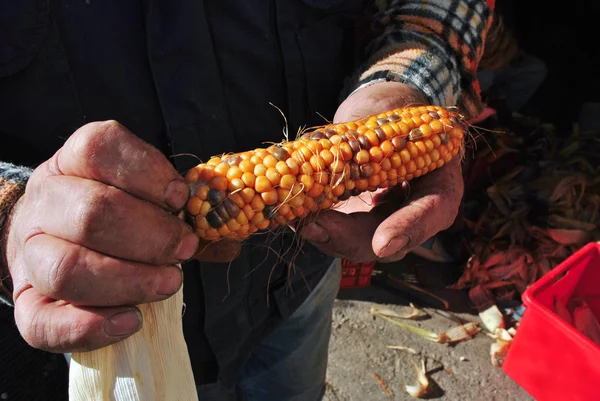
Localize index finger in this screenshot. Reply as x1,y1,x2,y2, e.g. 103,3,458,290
51,120,189,211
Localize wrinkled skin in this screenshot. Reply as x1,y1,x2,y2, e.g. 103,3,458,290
3,121,240,352
299,82,464,263
2,82,464,354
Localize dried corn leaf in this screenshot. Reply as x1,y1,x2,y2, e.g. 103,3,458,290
490,328,513,367
437,322,481,343
372,309,480,344
548,215,596,231
369,303,420,320
370,311,439,341
387,345,419,354
405,359,429,398
546,228,589,245
479,305,505,333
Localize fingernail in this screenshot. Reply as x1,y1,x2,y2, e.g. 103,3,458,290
175,232,199,261
165,180,190,210
378,235,409,258
157,266,183,295
300,223,330,243
104,309,142,337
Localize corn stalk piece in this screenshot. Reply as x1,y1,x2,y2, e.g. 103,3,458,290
68,268,198,401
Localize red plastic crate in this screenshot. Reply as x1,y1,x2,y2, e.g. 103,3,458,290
503,242,600,401
339,259,376,289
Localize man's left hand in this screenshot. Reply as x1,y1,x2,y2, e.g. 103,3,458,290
298,82,464,263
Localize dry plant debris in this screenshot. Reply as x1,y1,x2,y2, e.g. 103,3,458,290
405,359,429,398
370,306,481,344
453,117,600,308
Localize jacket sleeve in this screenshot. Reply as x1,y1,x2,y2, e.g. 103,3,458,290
0,162,32,305
351,0,496,120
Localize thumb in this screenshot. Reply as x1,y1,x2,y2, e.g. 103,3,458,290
371,159,463,262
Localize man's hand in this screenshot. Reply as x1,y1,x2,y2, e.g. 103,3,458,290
299,82,464,263
3,121,240,353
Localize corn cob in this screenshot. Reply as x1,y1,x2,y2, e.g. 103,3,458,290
185,105,465,241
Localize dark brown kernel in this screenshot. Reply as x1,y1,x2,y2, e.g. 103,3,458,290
310,131,324,140
377,118,389,126
348,139,360,153
324,129,337,139
449,116,459,125
358,135,371,150
351,188,362,196
226,155,241,166
429,111,440,119
263,205,277,220
206,209,224,228
273,147,290,161
208,189,224,205
216,204,230,221
374,127,386,141
223,198,240,218
408,128,423,141
388,114,400,122
440,131,450,144
359,164,373,178
346,129,358,140
339,190,351,201
349,163,360,180
391,136,406,151
340,134,349,142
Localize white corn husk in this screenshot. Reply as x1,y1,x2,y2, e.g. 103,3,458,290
68,274,198,401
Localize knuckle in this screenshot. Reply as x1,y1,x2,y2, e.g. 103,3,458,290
44,246,80,300
60,319,95,351
76,185,121,239
71,120,125,176
154,224,185,264
15,304,49,351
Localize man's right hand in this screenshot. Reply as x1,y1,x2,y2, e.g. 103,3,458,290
3,120,240,353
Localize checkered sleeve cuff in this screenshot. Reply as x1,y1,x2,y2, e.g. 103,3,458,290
357,0,495,119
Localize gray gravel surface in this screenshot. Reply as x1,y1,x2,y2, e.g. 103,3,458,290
324,288,534,401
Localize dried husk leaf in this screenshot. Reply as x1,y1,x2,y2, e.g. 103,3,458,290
371,309,480,344
387,345,419,354
370,311,439,341
69,272,198,401
437,322,481,344
490,328,513,367
405,359,429,398
546,228,589,245
479,305,505,332
370,303,420,320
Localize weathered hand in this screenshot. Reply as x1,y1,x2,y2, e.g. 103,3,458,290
2,121,240,353
299,82,464,263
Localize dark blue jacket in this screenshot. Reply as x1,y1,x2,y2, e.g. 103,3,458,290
0,0,366,396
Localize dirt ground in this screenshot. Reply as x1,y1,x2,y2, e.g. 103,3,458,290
324,285,533,401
